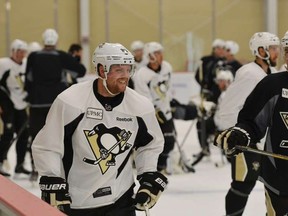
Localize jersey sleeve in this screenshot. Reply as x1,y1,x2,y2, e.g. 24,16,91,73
134,104,164,175
31,96,81,179
236,76,278,143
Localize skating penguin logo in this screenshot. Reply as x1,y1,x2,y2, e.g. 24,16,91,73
83,123,132,174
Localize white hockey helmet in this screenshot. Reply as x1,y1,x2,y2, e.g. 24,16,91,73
144,42,163,60
249,32,280,59
10,39,28,51
216,69,234,83
281,31,288,48
212,38,226,48
92,42,135,76
28,42,42,53
42,28,58,46
225,40,239,55
130,40,144,52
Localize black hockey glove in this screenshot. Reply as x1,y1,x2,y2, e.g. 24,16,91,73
135,172,168,211
214,127,251,156
39,176,71,215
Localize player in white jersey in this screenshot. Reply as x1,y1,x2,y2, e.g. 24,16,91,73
134,42,175,173
215,32,280,216
0,39,31,177
128,40,148,89
32,43,167,216
279,31,288,72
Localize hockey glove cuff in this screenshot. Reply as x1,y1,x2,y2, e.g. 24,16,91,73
135,172,168,211
214,127,251,156
39,176,71,215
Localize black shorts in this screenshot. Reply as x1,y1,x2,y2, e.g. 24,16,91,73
70,186,136,216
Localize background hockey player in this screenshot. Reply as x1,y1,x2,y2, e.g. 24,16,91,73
214,31,288,216
128,40,147,89
192,68,233,166
214,32,280,216
25,28,86,179
32,43,168,215
0,39,31,177
134,42,176,173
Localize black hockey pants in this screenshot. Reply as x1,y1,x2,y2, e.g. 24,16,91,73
0,101,29,167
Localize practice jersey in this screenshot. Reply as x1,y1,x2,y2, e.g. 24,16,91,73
134,60,173,122
32,79,164,209
0,57,28,110
215,62,268,130
236,72,288,195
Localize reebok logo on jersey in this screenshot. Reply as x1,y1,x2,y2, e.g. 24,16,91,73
282,88,288,99
280,112,288,130
86,108,103,120
116,117,133,122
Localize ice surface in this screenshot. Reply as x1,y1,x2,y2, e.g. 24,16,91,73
7,119,266,216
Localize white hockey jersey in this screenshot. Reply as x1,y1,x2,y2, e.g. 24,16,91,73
214,62,268,130
134,61,173,122
0,57,28,110
32,79,164,209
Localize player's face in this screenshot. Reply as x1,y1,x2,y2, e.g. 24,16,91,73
12,49,26,64
284,47,288,65
268,45,280,67
106,64,132,94
152,51,163,65
133,49,143,62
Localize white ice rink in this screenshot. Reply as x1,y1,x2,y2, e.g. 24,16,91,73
7,119,266,216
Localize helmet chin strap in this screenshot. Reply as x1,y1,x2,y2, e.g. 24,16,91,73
98,74,118,96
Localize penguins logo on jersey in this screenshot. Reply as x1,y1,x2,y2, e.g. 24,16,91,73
280,112,288,130
153,80,169,100
83,123,132,174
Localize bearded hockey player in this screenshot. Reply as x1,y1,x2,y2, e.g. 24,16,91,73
133,42,176,173
32,43,168,216
215,32,280,216
214,31,288,216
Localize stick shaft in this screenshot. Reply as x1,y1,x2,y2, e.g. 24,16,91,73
235,145,288,161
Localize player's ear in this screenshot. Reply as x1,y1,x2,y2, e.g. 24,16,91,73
258,47,266,58
97,64,105,78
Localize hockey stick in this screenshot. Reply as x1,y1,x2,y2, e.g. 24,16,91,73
83,131,132,165
179,120,196,148
173,131,195,173
235,145,288,161
144,203,151,216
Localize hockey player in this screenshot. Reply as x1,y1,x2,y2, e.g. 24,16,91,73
128,40,147,89
195,38,226,103
214,31,288,215
0,39,30,177
25,29,86,177
192,68,233,166
224,40,242,76
134,42,176,173
214,32,280,216
32,43,168,215
279,31,288,72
